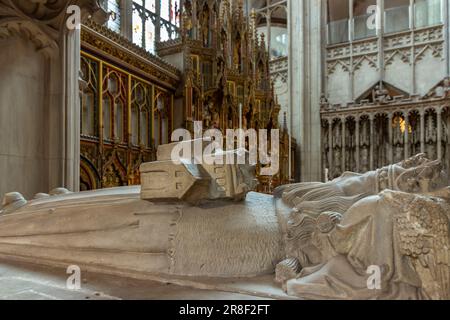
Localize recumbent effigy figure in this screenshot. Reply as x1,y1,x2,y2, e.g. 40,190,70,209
0,148,449,299
275,154,450,299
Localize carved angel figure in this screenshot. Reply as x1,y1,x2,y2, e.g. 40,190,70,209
278,189,450,300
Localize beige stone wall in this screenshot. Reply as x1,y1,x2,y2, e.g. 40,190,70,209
0,38,50,199
325,8,448,105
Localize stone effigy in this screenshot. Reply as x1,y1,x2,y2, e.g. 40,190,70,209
0,148,449,300
274,154,450,300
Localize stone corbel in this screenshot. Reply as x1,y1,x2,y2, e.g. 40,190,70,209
0,19,58,57
0,0,107,56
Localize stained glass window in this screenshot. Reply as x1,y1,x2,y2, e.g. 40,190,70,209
101,0,121,33
132,14,142,46
146,0,156,11
161,1,170,21
132,0,180,53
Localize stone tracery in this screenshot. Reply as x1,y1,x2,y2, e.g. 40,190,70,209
322,95,450,179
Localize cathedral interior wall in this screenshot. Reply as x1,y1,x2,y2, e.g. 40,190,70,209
0,38,51,199
415,49,446,96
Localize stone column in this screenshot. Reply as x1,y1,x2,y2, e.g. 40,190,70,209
447,110,450,171
377,0,385,83
341,118,346,172
63,26,81,193
444,0,450,77
328,120,333,175
388,113,394,163
266,12,271,58
121,0,133,40
355,116,360,172
437,108,443,160
155,0,162,42
289,0,323,182
420,110,425,153
369,115,374,171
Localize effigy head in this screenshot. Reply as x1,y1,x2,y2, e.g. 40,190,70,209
394,160,449,194
400,153,430,169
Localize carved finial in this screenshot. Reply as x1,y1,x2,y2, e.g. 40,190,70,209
320,93,330,111
260,32,265,48
238,0,244,13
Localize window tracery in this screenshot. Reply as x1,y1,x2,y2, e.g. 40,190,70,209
132,0,181,53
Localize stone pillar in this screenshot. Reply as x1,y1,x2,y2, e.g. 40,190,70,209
63,27,81,193
388,113,394,163
341,118,346,172
437,108,443,160
369,115,374,171
404,112,409,160
355,117,360,172
289,0,323,182
420,110,425,153
447,110,450,171
328,120,333,175
155,0,162,42
266,12,271,58
444,0,450,77
121,0,133,40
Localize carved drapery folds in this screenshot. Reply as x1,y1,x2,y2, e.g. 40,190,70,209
322,100,450,180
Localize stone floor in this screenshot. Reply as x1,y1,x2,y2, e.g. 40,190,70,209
0,258,285,300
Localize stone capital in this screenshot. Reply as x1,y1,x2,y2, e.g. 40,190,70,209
0,0,107,55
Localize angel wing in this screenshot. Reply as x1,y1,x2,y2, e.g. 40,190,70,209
393,194,450,300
